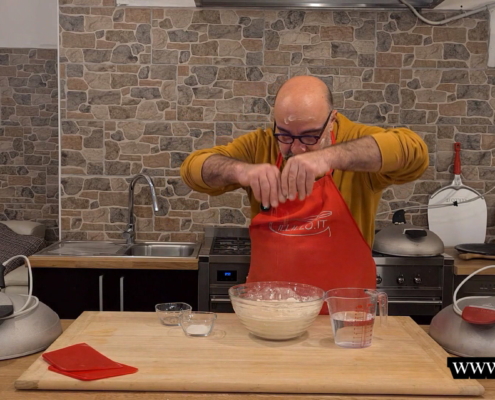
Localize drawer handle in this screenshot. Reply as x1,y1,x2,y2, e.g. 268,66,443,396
99,274,104,311
120,276,124,311
388,300,442,305
210,298,231,303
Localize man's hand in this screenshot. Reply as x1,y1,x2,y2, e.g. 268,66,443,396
237,163,286,209
280,151,330,201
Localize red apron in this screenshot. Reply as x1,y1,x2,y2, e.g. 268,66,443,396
247,134,376,314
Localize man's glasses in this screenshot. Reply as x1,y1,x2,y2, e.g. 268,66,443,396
273,111,333,146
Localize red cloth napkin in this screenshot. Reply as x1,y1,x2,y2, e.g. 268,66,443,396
43,343,138,381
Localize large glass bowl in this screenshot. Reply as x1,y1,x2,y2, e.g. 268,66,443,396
229,281,325,340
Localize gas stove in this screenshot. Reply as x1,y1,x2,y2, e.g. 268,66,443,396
198,227,453,321
200,227,251,263
212,238,251,254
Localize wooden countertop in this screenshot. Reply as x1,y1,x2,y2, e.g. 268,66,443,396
444,247,495,276
2,320,494,399
28,255,199,270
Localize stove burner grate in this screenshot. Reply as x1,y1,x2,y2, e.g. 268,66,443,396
211,237,251,256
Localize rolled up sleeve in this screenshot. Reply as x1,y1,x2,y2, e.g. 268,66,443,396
371,128,429,190
180,129,265,196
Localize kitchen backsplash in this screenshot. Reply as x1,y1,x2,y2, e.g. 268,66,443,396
0,48,59,242
58,0,495,243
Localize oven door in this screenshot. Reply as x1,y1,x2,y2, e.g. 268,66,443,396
454,275,495,298
210,295,234,313
388,297,443,316
208,263,250,292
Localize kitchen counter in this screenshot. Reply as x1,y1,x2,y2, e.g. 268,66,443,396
28,241,199,270
445,247,495,276
1,320,494,400
28,255,198,270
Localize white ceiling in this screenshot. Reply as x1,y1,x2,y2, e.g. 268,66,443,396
117,0,195,5
0,0,58,48
117,0,495,9
434,0,495,10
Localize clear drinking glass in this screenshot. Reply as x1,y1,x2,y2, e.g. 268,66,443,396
325,288,388,349
155,302,192,326
179,311,217,337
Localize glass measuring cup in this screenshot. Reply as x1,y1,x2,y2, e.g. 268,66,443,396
325,288,388,349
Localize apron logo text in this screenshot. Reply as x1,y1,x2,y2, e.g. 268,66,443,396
268,211,333,237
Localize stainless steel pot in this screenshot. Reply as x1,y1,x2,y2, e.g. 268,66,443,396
373,210,445,257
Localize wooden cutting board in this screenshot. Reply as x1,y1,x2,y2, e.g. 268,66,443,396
15,312,484,396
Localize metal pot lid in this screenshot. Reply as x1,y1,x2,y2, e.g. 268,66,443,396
373,210,445,257
429,297,495,357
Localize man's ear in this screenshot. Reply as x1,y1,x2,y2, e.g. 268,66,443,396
330,109,338,121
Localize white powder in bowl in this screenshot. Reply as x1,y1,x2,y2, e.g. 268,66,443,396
233,298,323,340
231,285,324,340
245,298,320,319
186,324,211,335
258,297,298,302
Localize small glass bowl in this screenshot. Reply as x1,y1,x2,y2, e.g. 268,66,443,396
155,302,192,326
179,311,217,337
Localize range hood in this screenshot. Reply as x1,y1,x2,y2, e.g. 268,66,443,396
195,0,444,8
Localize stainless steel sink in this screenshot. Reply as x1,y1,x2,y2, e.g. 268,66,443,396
33,240,201,259
124,242,201,258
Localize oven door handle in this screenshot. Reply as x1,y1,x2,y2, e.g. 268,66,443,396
388,300,443,305
210,298,232,303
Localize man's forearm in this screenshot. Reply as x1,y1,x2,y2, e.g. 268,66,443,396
202,154,246,187
324,136,382,172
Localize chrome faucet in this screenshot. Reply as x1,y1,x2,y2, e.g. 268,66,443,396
123,174,159,245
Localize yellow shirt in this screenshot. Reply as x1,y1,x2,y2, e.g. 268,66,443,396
180,114,428,247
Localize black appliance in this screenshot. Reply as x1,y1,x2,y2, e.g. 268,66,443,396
198,227,250,313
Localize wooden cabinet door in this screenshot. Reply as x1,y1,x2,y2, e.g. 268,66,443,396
117,269,198,312
32,268,199,318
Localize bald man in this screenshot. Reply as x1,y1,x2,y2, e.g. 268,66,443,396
181,76,428,295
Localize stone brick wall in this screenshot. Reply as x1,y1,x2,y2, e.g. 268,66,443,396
0,48,59,242
59,1,495,243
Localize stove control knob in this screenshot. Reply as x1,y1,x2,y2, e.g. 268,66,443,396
376,276,383,285
414,275,422,284
397,275,405,285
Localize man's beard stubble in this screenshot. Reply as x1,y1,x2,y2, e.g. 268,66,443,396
283,151,294,161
